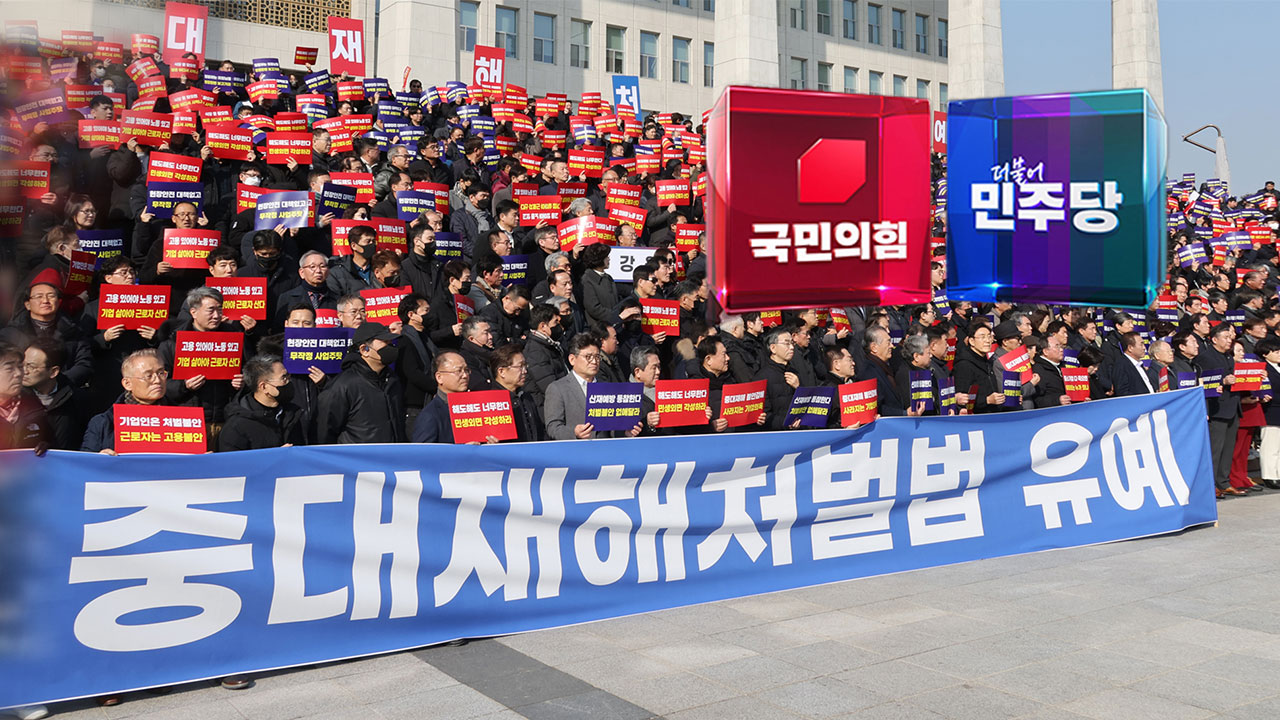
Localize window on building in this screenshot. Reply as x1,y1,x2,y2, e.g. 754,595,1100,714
893,74,906,96
495,7,518,59
606,26,625,73
917,79,929,99
843,66,857,93
672,37,690,83
842,0,856,39
915,14,929,53
703,41,715,86
938,18,948,57
869,70,882,94
939,82,948,109
791,0,807,30
705,0,716,11
891,8,905,49
673,0,690,6
789,57,807,89
817,62,832,91
459,2,478,52
867,4,881,44
533,13,555,64
640,31,659,78
817,0,832,34
570,20,590,68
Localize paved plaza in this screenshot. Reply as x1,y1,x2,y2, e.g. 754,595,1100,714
43,492,1280,720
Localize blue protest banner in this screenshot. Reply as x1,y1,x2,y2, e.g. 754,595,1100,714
253,57,281,75
584,382,645,431
501,255,529,285
909,370,935,412
316,182,357,219
786,386,835,427
202,70,244,93
612,74,641,117
253,191,313,230
302,70,333,94
0,390,1215,709
144,182,203,218
395,190,436,221
282,327,353,374
436,231,463,259
1001,369,1023,406
76,230,125,268
363,77,392,97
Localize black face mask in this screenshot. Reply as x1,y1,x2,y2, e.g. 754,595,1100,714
256,254,279,271
458,280,473,295
272,381,295,405
357,243,376,260
417,242,436,259
376,343,398,366
384,273,401,287
551,325,565,341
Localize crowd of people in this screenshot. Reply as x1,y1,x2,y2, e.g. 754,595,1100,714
0,43,1275,489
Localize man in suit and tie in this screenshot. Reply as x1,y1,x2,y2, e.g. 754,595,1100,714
1032,335,1072,408
1112,332,1155,397
544,333,641,439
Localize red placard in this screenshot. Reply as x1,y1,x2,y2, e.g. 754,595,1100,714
295,46,319,65
327,16,366,76
172,330,244,381
147,151,202,184
511,181,539,198
448,389,518,443
413,182,450,214
64,85,101,108
519,195,563,226
246,80,279,104
329,219,376,256
11,161,50,199
568,148,605,178
997,346,1033,384
543,130,567,149
607,183,642,207
608,204,647,233
1247,224,1274,244
206,277,267,321
170,88,215,112
720,380,766,427
273,112,308,133
64,250,97,296
838,380,878,427
634,153,661,175
373,218,408,254
829,307,851,333
336,80,364,103
654,379,710,427
265,132,313,165
315,309,341,328
237,183,270,213
170,57,200,82
96,42,124,65
760,310,783,327
640,298,680,337
455,294,475,323
330,172,375,203
556,216,615,251
172,112,198,138
62,30,96,53
241,114,276,131
1234,361,1266,392
199,106,233,125
97,285,170,330
674,223,705,253
163,228,221,269
655,179,691,206
119,110,173,147
162,1,208,65
931,111,947,153
1063,367,1091,402
472,45,506,94
360,286,410,326
127,57,161,83
132,33,160,57
557,182,588,206
113,405,206,454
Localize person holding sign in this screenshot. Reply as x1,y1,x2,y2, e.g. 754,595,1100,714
754,329,804,431
138,201,212,311
952,322,1006,413
217,355,305,451
1257,339,1280,490
1199,323,1243,497
158,287,255,435
690,337,733,433
544,333,642,440
490,344,545,442
317,322,405,444
80,349,169,454
857,327,910,417
412,351,472,443
1031,336,1073,408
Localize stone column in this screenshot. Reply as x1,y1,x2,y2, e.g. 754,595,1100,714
713,0,780,95
948,0,1004,100
1112,0,1164,114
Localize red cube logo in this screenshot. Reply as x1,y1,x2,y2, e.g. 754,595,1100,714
707,86,933,312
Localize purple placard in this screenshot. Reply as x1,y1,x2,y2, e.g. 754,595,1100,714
785,386,835,427
15,88,69,131
584,381,645,432
283,327,353,375
144,181,203,218
252,57,280,75
253,191,313,230
395,190,436,221
1061,347,1079,367
938,378,957,415
1200,369,1223,397
1175,371,1199,390
302,70,333,94
435,231,463,259
49,57,78,83
202,70,245,93
362,77,392,96
909,370,934,412
76,229,125,268
316,182,357,218
501,255,529,286
1001,370,1023,407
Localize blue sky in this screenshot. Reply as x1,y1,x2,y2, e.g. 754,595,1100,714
1002,0,1277,195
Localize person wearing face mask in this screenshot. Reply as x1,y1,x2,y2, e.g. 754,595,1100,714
327,226,378,297
316,322,405,444
451,183,494,262
521,303,568,410
214,163,267,246
401,224,445,298
237,231,300,322
424,261,469,350
217,354,305,451
370,251,403,290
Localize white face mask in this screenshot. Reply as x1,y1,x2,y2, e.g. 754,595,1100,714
102,84,115,94
242,176,262,186
93,67,106,78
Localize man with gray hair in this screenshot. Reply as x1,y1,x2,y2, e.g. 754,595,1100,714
894,334,935,415
566,197,594,218
754,328,802,430
458,316,495,390
532,251,571,301
719,314,761,384
273,249,337,329
856,326,907,417
157,287,254,436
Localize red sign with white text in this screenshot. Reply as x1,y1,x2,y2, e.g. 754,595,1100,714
360,286,410,326
114,404,206,454
330,171,374,203
327,16,366,77
120,110,173,147
472,45,506,94
265,132,314,164
674,223,705,253
654,379,710,427
720,379,766,427
172,330,244,381
519,195,562,226
206,277,267,321
147,151,202,184
448,389,518,443
163,228,221,269
838,380,878,427
97,285,171,330
162,1,208,65
640,298,680,337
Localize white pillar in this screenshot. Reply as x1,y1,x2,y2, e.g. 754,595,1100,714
1111,0,1164,115
713,0,780,95
372,0,456,87
948,0,1005,101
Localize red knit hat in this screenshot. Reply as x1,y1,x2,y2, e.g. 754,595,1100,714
29,268,62,292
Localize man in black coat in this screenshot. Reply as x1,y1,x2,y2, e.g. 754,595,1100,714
521,304,568,410
753,328,801,430
1111,332,1155,397
218,354,306,451
491,343,545,442
316,322,405,444
952,323,1006,413
458,316,495,390
857,326,907,417
1198,322,1243,496
1032,335,1071,408
478,285,531,347
274,251,339,328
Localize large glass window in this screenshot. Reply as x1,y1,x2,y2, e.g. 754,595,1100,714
891,8,905,49
867,4,881,44
917,79,929,99
939,82,948,109
843,66,857,93
915,14,929,54
790,0,807,30
893,74,906,96
789,57,807,89
869,70,882,94
672,37,690,83
640,31,659,78
533,13,555,64
817,62,832,91
817,0,832,35
459,2,478,51
842,0,856,39
606,26,626,73
570,20,590,68
495,7,518,59
938,19,948,57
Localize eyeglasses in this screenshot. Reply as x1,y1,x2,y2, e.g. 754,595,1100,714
77,209,97,216
577,353,602,362
21,363,47,372
503,362,528,371
108,268,136,277
28,293,58,302
301,263,327,270
340,307,367,316
439,366,470,375
771,340,795,348
125,369,169,383
173,212,197,219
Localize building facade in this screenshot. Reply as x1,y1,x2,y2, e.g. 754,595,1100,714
6,0,948,117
